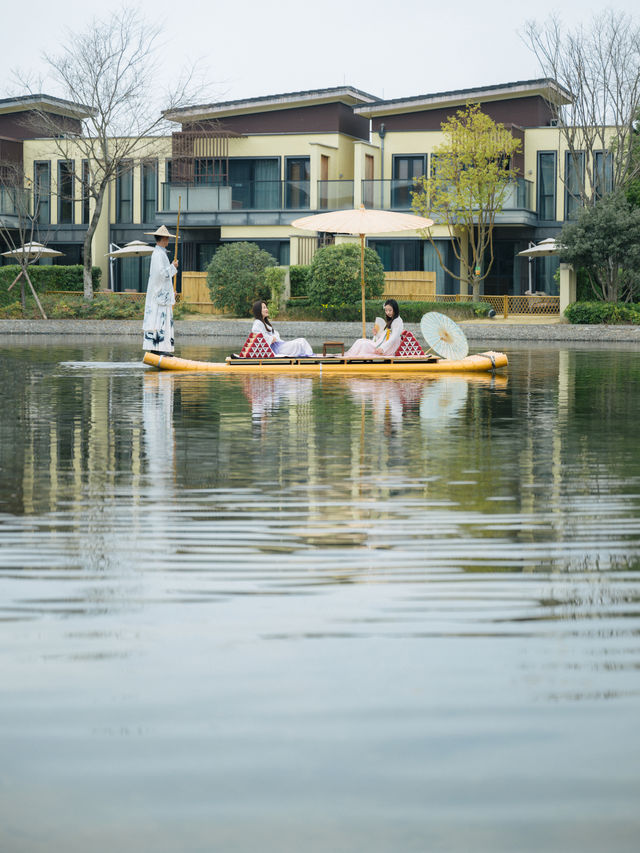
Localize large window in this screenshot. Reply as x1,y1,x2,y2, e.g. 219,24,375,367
392,155,426,208
81,160,90,224
116,161,133,223
142,160,157,223
594,151,613,199
537,152,556,221
564,151,585,220
229,158,279,209
58,160,74,224
34,161,51,225
285,158,310,209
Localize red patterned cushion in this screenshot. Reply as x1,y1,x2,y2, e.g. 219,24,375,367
394,330,425,356
238,332,275,358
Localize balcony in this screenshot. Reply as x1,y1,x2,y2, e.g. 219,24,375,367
360,177,535,216
162,181,311,214
317,180,354,209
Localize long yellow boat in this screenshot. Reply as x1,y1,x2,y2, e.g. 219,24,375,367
143,350,508,375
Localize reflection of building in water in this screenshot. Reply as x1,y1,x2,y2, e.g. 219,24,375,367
16,368,146,516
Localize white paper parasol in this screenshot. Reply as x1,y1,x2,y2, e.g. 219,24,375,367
420,312,469,360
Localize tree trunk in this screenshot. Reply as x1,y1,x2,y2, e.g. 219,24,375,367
83,179,109,301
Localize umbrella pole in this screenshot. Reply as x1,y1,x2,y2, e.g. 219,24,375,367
360,233,366,338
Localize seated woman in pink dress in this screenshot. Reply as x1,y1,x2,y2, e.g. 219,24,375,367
251,300,314,357
344,299,404,358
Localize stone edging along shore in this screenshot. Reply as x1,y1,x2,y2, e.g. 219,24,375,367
1,318,640,342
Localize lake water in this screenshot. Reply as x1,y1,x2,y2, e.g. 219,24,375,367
1,338,639,853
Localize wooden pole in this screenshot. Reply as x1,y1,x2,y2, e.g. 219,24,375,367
360,233,366,338
173,195,182,295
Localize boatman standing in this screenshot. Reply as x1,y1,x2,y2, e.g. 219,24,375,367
142,224,179,354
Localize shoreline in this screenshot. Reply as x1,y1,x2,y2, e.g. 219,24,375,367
1,318,640,343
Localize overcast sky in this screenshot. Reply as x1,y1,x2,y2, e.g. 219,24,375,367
2,1,639,108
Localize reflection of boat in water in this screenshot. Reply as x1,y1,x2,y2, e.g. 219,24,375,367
337,373,508,426
143,350,507,375
241,375,313,421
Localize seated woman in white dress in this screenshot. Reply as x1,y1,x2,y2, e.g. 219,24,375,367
344,299,404,358
251,301,314,357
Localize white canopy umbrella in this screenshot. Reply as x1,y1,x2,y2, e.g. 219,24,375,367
1,241,64,259
292,205,434,337
106,240,154,258
518,238,565,294
517,237,564,258
1,241,65,319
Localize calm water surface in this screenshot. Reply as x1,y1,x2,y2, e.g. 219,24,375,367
1,338,639,853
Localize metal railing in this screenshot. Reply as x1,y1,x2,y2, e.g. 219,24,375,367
361,177,535,212
161,181,311,212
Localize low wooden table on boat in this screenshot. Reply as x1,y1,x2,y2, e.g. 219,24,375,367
322,341,345,356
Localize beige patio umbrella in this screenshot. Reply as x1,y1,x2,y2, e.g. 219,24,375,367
1,241,65,319
517,237,564,258
106,240,154,258
291,205,434,337
517,238,565,294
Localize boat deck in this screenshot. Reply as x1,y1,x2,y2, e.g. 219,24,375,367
143,351,508,374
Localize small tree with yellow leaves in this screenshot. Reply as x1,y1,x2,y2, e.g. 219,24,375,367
412,104,521,299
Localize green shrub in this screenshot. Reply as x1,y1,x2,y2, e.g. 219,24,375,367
0,300,24,318
206,242,275,316
289,265,311,297
282,299,493,323
307,243,385,306
564,301,640,324
264,266,287,316
0,264,101,307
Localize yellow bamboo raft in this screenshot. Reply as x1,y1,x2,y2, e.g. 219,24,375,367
143,351,508,375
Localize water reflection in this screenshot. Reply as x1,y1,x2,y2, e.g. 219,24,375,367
1,342,640,852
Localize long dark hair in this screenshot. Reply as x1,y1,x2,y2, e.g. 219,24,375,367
384,299,399,328
252,300,273,331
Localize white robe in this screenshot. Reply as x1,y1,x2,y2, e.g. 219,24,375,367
251,319,313,357
142,245,177,353
344,316,404,357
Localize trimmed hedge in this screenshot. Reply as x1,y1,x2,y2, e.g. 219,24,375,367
0,264,101,307
289,265,311,297
282,299,493,323
0,292,151,320
564,301,640,324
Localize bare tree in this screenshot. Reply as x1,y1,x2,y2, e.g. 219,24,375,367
0,163,49,318
21,8,207,300
523,10,640,205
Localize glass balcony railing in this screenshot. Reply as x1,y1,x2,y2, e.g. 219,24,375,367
361,177,535,212
161,181,311,212
317,180,354,210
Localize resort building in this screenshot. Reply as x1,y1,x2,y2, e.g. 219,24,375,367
0,80,613,298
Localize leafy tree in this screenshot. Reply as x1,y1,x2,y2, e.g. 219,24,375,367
412,104,521,299
307,243,384,306
560,191,640,302
206,242,275,316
